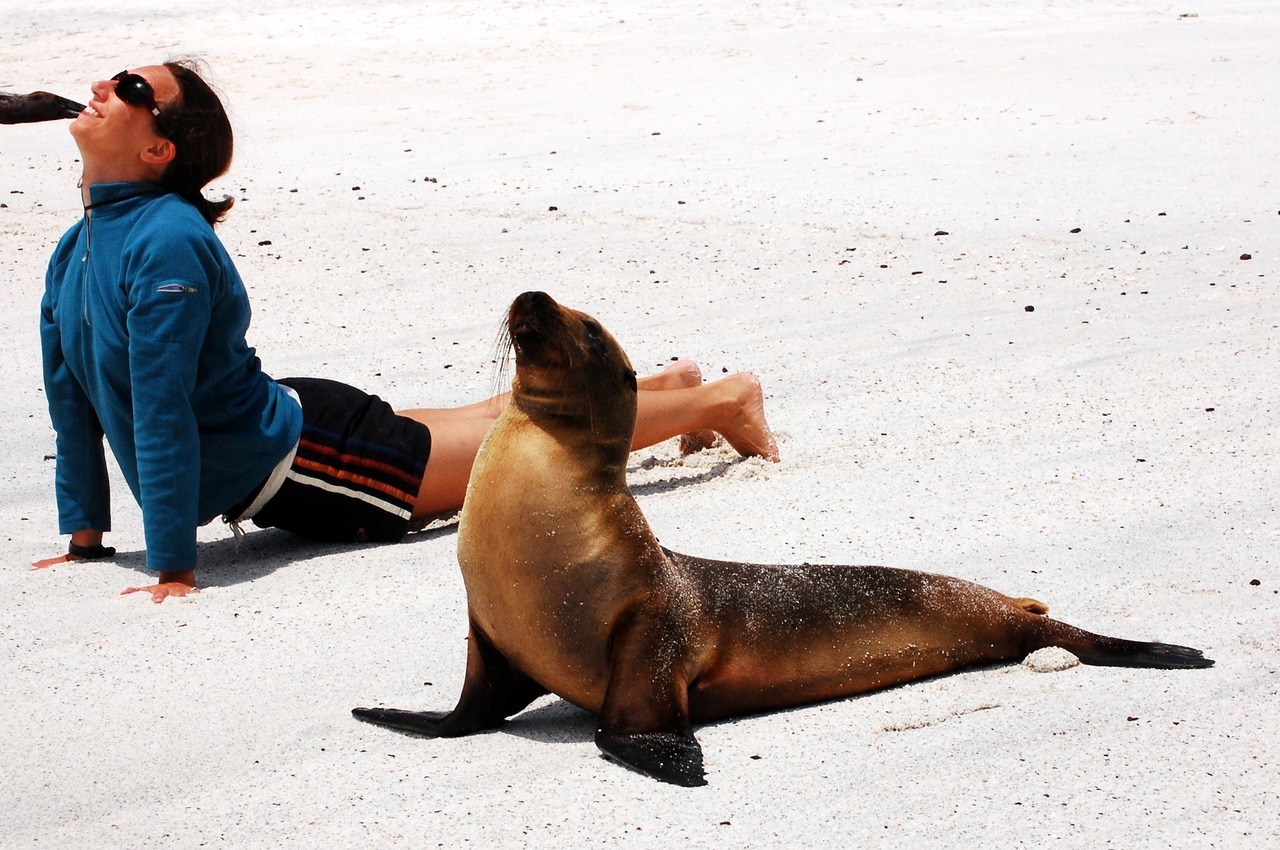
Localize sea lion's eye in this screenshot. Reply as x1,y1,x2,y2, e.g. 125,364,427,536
583,320,606,358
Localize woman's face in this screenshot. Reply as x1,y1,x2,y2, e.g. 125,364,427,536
70,65,180,177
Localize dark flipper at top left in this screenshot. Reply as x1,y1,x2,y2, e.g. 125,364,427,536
0,92,85,124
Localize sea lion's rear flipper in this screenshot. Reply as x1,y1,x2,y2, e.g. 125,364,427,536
594,608,706,787
1063,636,1215,669
352,622,548,737
0,92,85,124
1045,622,1215,670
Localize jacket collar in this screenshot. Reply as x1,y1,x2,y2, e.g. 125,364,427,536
84,181,164,214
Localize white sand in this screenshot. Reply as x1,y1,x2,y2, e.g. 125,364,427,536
1,1,1276,847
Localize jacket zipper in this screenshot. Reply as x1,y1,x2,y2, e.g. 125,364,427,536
81,209,92,327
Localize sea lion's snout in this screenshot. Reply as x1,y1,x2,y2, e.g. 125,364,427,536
507,291,562,362
509,291,557,326
512,290,557,312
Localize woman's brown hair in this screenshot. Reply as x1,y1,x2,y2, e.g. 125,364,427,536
157,60,235,226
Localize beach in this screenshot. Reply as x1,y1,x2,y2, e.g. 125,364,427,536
1,1,1276,847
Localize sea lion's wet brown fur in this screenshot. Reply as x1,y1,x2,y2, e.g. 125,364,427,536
354,291,1212,786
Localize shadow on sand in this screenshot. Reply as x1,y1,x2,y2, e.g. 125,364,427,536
103,455,738,590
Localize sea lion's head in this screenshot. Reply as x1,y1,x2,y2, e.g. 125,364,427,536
504,291,638,444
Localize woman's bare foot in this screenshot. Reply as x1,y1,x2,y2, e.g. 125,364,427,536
711,372,780,462
640,359,720,454
679,430,719,454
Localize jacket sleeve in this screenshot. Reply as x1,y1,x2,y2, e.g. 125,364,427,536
41,249,112,535
123,224,215,573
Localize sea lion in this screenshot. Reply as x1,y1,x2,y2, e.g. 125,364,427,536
353,291,1213,787
0,91,85,124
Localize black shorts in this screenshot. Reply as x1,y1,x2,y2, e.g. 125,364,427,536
236,378,431,543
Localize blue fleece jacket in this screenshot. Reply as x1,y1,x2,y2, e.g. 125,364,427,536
40,182,302,572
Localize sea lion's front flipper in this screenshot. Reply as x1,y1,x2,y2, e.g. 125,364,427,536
353,622,547,737
594,609,706,787
350,706,455,734
596,728,705,787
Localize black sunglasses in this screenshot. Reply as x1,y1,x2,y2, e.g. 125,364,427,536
111,70,162,117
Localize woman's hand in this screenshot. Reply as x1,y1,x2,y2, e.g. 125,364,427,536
121,570,198,604
31,529,109,570
32,552,78,569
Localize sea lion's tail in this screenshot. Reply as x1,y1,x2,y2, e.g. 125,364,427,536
1046,624,1214,669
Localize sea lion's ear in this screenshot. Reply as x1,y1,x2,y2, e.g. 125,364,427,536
624,369,637,392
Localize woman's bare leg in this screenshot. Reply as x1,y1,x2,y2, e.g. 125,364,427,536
393,387,506,518
635,360,717,453
398,361,778,521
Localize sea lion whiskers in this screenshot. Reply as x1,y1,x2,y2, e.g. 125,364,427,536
488,321,516,401
494,311,590,421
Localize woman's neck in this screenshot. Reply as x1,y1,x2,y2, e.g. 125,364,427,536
79,159,163,207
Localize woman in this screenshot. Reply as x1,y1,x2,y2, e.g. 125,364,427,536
34,61,779,603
